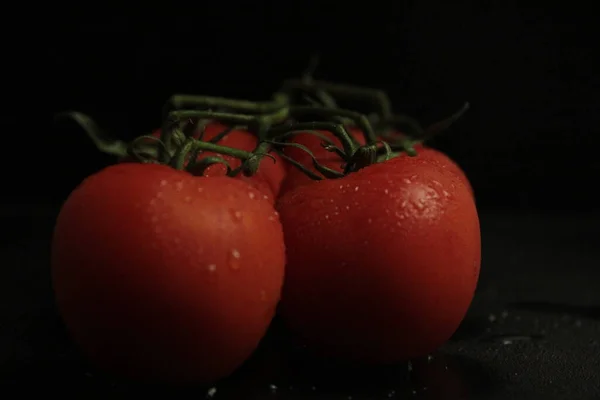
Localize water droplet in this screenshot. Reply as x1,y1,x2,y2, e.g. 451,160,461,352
207,264,217,272
345,205,350,210
401,201,408,208
268,215,276,221
175,181,183,191
427,354,434,362
248,192,256,199
149,198,157,206
403,178,411,184
443,190,450,197
432,180,442,186
274,211,279,216
501,310,509,318
184,196,192,203
231,210,243,221
367,218,372,224
324,214,329,219
488,314,497,322
229,249,241,270
206,387,217,398
269,384,278,393
263,194,269,200
396,221,402,227
384,189,389,194
387,389,395,397
197,187,204,193
354,186,359,191
156,192,163,198
339,185,344,189
160,180,168,187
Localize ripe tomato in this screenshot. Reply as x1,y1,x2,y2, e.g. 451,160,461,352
381,130,473,195
125,123,286,202
51,163,285,384
407,143,473,195
279,128,366,196
276,155,480,363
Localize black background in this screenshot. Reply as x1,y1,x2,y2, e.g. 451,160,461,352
4,2,598,211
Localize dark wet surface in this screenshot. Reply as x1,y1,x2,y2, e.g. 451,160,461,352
1,208,600,399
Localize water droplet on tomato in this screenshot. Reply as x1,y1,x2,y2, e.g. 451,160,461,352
197,187,203,193
396,221,402,227
345,205,350,210
325,214,329,219
149,198,157,206
175,181,183,191
160,180,168,187
443,190,450,197
248,192,256,200
184,196,192,203
156,192,163,198
354,186,359,191
230,209,243,222
263,194,269,200
207,264,217,272
229,249,241,270
384,189,389,194
268,215,276,221
367,218,372,224
403,178,411,184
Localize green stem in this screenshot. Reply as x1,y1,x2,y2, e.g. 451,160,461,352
269,121,358,159
169,136,253,171
159,107,290,163
281,79,393,122
289,106,378,145
54,111,129,158
164,92,289,115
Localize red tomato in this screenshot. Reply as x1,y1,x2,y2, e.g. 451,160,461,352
409,143,473,195
279,129,366,196
51,163,285,384
276,155,480,364
126,123,286,202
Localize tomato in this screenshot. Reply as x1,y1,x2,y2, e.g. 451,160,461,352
125,123,286,202
276,155,480,364
407,143,473,195
51,163,286,384
279,129,366,196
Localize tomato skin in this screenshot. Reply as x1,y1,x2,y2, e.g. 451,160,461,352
279,129,366,196
409,144,473,195
51,163,285,383
276,156,480,363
